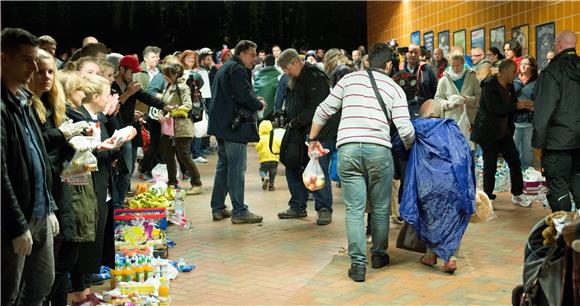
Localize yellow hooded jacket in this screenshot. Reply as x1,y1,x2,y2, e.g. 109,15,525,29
256,120,281,163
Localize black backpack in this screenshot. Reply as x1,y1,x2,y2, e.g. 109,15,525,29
177,72,205,123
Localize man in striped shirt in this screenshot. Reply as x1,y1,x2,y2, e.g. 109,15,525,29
307,43,415,282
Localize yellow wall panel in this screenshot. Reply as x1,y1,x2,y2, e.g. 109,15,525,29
368,1,580,58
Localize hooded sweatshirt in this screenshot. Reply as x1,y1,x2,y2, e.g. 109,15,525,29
256,120,281,163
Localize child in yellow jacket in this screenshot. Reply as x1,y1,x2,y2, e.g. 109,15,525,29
256,120,281,191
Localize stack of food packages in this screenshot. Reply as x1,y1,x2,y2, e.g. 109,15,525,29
104,250,175,306
475,156,511,193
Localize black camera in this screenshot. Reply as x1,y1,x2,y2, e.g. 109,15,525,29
272,110,287,129
230,109,251,131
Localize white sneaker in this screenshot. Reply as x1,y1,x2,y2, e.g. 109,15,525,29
512,194,532,207
193,157,208,163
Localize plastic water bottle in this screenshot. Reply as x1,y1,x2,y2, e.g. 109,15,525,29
537,185,549,209
173,198,191,230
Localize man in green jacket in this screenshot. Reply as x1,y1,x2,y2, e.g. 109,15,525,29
253,54,281,121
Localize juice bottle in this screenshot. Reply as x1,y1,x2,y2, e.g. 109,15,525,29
123,262,133,283
158,277,170,305
136,259,145,282
143,257,153,280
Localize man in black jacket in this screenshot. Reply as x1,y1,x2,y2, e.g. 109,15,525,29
1,27,59,305
110,55,170,208
276,48,338,225
532,30,580,212
470,59,533,205
207,40,266,224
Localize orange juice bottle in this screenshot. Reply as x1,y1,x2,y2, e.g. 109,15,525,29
158,277,169,297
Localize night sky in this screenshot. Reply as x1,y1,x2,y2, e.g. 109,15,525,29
1,1,367,58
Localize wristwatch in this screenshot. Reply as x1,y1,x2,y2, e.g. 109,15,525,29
307,136,318,143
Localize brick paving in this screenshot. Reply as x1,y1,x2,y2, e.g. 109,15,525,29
132,145,550,305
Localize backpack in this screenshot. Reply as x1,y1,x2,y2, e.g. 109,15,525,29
182,71,205,123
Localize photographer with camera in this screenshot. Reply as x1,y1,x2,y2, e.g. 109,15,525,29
207,40,267,224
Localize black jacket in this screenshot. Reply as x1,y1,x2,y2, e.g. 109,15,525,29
470,76,518,145
207,55,263,143
1,85,54,240
285,63,337,141
112,83,165,147
532,48,580,150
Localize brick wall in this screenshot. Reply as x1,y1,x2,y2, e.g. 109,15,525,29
367,1,580,57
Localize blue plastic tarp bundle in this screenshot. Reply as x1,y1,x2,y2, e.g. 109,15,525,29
400,118,476,262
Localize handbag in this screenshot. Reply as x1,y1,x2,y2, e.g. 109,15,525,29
193,110,208,138
396,221,427,253
279,127,307,169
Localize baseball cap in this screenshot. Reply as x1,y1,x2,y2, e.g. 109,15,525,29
119,55,141,73
199,47,213,55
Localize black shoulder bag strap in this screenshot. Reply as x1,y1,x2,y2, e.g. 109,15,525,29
269,129,279,155
367,69,391,122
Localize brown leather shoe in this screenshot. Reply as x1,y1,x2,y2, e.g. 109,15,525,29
442,259,457,274
420,255,437,267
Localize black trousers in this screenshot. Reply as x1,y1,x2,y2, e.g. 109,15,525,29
480,135,524,199
542,149,580,212
140,119,162,175
46,241,90,306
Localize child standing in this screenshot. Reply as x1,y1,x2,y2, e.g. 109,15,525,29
256,120,281,191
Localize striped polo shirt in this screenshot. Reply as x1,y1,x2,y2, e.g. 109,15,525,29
313,69,415,149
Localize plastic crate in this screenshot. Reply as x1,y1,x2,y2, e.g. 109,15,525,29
114,208,167,230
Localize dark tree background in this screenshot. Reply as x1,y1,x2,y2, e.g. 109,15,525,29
1,1,367,58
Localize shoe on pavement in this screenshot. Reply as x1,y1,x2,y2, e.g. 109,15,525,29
193,156,208,163
512,194,532,207
231,211,263,224
268,185,275,191
348,263,366,282
317,208,332,225
277,208,307,219
139,172,154,182
186,185,203,195
371,253,390,269
262,177,269,190
212,209,232,221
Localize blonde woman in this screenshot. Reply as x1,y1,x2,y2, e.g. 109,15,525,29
159,62,203,195
434,51,481,140
66,74,134,306
323,48,353,87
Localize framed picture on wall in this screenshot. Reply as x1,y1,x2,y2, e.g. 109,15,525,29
411,31,421,46
471,28,485,50
438,30,450,58
453,29,466,51
512,24,529,56
490,26,505,55
536,22,555,70
424,31,434,54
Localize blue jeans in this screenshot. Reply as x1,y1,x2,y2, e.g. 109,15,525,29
285,139,334,212
513,124,534,170
191,137,202,159
112,141,132,208
338,143,394,266
210,139,249,217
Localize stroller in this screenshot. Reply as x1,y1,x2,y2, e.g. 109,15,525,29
512,214,578,306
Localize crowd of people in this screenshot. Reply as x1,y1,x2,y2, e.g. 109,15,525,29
1,25,579,306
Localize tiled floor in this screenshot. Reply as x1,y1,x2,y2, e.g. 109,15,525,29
133,145,551,305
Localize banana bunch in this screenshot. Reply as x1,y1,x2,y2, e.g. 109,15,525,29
128,188,176,209
170,108,189,118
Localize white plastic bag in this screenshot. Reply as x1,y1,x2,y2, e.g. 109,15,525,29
470,189,496,223
151,163,182,184
193,111,208,138
61,150,98,185
302,158,325,191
